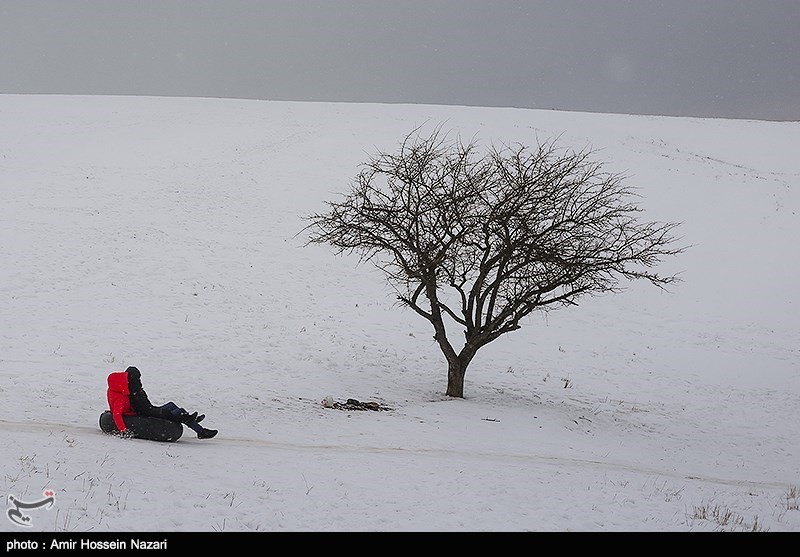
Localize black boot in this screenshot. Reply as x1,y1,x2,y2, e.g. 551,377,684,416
195,414,205,423
197,427,217,439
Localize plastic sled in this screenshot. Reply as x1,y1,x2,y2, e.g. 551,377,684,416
99,410,183,442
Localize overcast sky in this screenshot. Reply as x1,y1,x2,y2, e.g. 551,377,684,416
1,0,798,121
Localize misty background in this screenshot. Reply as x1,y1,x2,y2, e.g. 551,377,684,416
1,0,798,121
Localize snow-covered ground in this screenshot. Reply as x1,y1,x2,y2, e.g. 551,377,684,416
1,94,798,532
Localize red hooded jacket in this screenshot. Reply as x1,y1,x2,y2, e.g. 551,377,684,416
107,371,137,431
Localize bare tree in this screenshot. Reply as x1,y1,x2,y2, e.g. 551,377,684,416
303,127,683,398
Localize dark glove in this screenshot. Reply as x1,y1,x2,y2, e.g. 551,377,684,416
178,411,198,424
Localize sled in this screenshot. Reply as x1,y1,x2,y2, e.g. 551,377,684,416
99,410,183,442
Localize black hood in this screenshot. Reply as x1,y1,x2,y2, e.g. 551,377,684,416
126,366,143,394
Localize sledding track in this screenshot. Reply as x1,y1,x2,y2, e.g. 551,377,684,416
0,417,791,493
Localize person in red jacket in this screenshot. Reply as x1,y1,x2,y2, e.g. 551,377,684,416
106,370,136,433
106,366,217,439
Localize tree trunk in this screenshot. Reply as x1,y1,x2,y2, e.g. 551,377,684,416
445,346,477,398
446,358,467,397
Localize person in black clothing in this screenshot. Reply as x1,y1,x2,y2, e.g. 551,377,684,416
126,366,217,439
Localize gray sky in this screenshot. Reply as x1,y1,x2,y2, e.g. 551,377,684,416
1,0,798,120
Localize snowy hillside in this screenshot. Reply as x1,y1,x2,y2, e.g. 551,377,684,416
1,94,798,532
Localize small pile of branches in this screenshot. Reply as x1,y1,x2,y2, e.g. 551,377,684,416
324,397,393,411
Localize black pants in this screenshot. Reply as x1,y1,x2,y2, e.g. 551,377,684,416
147,402,203,433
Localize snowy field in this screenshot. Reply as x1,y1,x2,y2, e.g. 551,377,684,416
0,94,798,533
